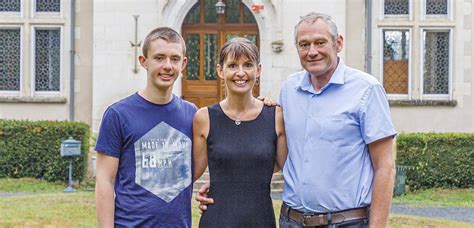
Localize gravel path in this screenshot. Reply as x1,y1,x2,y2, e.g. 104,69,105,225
391,203,474,223
0,191,33,197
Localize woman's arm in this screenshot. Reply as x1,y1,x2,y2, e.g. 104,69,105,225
274,106,288,172
193,107,210,182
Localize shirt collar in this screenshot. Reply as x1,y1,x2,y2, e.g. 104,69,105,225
296,58,346,93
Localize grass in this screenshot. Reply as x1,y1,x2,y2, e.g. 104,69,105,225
0,178,96,227
0,177,64,193
1,178,473,227
0,192,96,227
392,188,474,207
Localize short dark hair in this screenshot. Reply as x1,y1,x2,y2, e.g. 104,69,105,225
142,27,186,57
218,37,259,66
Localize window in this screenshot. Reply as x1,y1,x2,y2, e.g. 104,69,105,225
378,0,453,101
0,0,21,12
184,34,200,80
382,29,410,96
34,28,61,93
422,30,450,97
0,28,21,92
422,0,451,20
425,0,448,16
384,0,410,16
0,0,63,97
35,0,60,13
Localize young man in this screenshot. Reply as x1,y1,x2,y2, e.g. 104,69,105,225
95,27,197,227
197,12,396,228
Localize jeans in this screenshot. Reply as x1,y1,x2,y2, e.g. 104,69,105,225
279,214,369,228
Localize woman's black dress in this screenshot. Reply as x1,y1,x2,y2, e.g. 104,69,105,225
199,104,277,228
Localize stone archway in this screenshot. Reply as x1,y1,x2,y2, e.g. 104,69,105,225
159,0,280,100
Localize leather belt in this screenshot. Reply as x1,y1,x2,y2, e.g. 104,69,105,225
280,204,368,226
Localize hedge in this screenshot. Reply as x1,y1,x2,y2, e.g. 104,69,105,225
396,133,473,190
0,119,90,182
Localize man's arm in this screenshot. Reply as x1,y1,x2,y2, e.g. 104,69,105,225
368,136,395,228
95,152,119,228
257,96,280,106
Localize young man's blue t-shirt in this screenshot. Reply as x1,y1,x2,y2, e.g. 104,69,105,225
96,93,197,227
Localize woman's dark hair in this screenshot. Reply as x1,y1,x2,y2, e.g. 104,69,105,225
218,37,259,66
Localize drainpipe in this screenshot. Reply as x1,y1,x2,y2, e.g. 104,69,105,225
69,0,76,121
366,0,372,74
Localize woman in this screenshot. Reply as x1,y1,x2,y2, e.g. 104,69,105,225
193,37,287,227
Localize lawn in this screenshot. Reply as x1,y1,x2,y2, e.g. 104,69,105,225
0,178,472,227
392,188,474,207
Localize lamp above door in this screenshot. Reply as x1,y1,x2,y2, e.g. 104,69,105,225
215,0,226,15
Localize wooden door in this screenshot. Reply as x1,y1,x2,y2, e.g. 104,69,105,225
181,0,259,108
182,32,220,108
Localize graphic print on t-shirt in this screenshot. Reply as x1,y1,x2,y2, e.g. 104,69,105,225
134,121,192,202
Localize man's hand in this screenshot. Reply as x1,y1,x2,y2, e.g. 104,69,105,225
257,96,280,107
195,183,214,213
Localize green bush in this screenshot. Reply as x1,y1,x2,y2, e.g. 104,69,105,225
396,133,473,190
0,120,90,182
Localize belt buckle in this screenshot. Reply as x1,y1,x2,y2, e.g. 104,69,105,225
302,214,324,226
302,214,312,226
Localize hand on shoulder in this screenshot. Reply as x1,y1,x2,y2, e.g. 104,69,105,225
257,96,280,107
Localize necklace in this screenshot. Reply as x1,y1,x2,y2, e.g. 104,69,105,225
223,99,254,125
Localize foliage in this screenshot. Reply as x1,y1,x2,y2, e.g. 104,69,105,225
90,132,98,147
396,133,473,190
0,120,90,182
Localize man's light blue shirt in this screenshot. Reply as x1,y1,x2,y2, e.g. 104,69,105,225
280,59,396,213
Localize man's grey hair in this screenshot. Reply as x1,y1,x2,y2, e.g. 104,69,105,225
294,12,339,45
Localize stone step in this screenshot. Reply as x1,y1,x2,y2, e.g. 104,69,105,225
271,171,284,181
270,180,285,190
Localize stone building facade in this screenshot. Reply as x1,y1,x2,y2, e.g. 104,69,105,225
1,0,472,133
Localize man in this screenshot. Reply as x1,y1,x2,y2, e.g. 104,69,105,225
95,27,197,227
197,12,396,227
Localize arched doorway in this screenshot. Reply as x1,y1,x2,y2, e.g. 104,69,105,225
181,0,260,108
